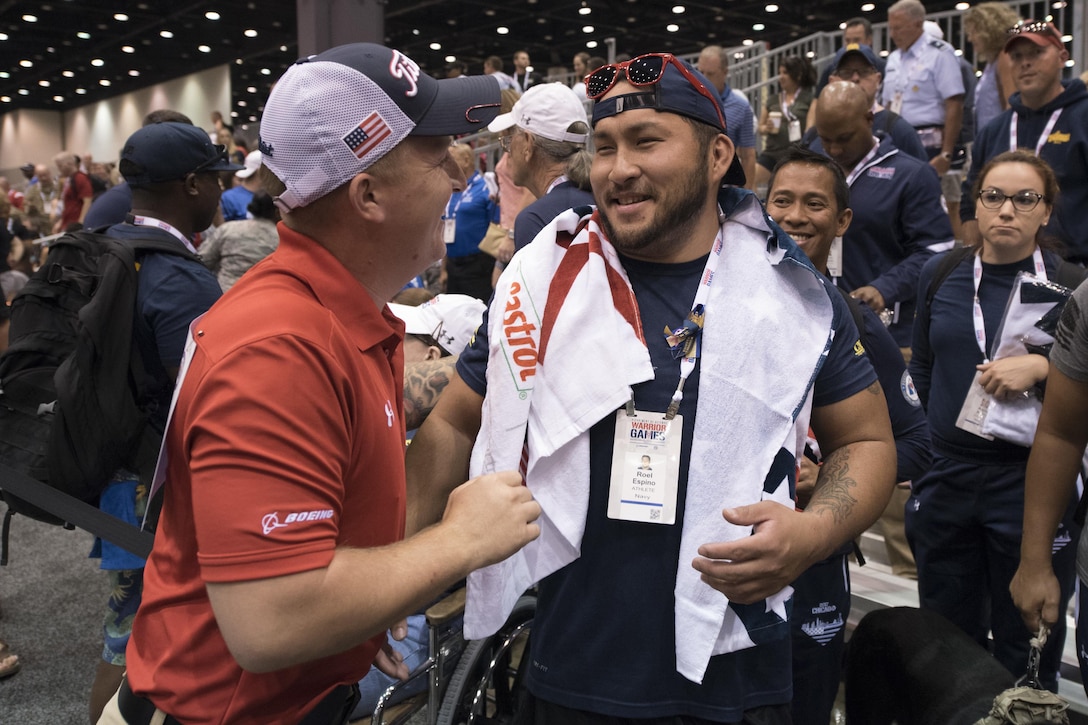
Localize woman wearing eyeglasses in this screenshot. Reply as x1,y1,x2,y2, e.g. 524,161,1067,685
907,150,1083,690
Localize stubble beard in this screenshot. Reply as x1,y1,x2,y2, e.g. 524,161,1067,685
595,168,712,259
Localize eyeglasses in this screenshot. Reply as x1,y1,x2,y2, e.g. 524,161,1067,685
187,144,228,176
834,66,876,81
977,188,1047,212
585,52,726,129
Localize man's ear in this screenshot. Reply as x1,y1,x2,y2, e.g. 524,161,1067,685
346,172,387,223
710,133,736,181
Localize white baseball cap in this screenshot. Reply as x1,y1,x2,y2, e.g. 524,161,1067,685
259,43,502,211
487,82,589,144
235,149,263,179
388,294,486,355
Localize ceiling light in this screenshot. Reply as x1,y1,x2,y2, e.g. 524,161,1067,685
1063,34,1074,43
91,58,104,66
77,31,91,39
0,72,8,79
861,2,876,10
160,30,174,38
205,11,220,20
753,23,765,30
246,86,257,93
955,2,969,8
53,95,63,102
99,79,111,86
485,8,495,15
114,13,129,21
260,67,271,75
742,38,755,45
19,59,33,68
579,6,591,15
1066,59,1076,68
230,110,239,118
1053,1,1068,7
672,5,685,13
244,29,258,38
0,96,9,103
497,26,509,34
62,70,75,77
0,32,8,41
280,45,288,51
22,14,38,22
445,55,456,63
76,88,86,94
39,80,50,87
582,25,594,33
429,42,442,50
238,100,247,107
249,116,257,122
122,45,135,53
586,40,598,48
198,45,212,53
666,24,679,32
129,69,140,76
18,89,29,95
765,4,779,11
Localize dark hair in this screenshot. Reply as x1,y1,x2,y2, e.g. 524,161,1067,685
247,190,280,222
844,17,873,37
485,55,504,72
768,146,851,214
586,56,608,74
972,149,1062,252
780,56,817,88
143,109,193,126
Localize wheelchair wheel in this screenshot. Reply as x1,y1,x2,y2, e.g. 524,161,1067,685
435,594,535,725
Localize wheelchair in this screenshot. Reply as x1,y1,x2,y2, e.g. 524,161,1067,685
357,589,536,725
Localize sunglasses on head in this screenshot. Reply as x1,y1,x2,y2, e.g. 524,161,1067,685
585,53,726,129
187,144,229,176
1007,21,1060,40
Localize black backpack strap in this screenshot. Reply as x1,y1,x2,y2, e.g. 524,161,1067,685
0,462,154,559
925,246,972,310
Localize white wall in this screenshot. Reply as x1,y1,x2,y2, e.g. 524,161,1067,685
0,64,231,182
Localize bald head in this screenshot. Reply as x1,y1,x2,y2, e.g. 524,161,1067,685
815,82,876,172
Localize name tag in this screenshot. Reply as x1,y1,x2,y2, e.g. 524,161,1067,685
443,218,456,244
955,370,995,440
607,408,681,525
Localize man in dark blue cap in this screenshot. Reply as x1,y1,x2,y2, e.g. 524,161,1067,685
106,44,540,725
89,119,242,723
409,53,896,723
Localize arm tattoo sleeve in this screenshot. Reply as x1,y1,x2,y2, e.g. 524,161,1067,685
807,445,859,525
403,357,455,431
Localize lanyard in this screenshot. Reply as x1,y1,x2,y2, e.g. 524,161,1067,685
130,214,198,254
1009,109,1062,156
844,138,883,187
658,225,725,420
971,247,1046,361
780,91,797,122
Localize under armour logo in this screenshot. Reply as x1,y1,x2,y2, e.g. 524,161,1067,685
389,50,420,97
261,513,288,535
258,137,274,156
384,400,395,428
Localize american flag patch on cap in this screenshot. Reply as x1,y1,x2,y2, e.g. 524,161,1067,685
343,112,392,159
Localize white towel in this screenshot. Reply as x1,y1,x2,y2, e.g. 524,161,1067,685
465,196,835,683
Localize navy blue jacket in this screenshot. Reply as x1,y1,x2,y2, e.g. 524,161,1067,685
961,80,1088,263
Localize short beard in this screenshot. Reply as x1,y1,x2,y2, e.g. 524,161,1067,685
596,168,711,258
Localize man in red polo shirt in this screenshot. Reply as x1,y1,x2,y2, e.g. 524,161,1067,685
98,44,539,725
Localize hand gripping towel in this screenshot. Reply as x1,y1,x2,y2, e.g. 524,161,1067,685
465,194,835,683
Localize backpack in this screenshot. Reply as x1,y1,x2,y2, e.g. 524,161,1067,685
0,230,199,546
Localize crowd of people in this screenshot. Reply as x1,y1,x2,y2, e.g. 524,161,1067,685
0,1,1087,723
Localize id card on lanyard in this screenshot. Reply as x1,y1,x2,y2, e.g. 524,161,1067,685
954,249,1047,439
606,225,725,525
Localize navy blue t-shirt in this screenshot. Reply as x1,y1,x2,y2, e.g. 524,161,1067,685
84,182,133,230
458,249,874,719
910,249,1066,463
513,181,595,251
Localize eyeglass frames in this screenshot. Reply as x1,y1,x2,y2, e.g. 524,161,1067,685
584,53,726,129
977,188,1047,212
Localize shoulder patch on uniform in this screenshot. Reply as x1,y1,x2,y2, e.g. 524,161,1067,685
901,370,921,407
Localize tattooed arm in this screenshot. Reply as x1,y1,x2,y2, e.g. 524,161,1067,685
692,380,895,604
403,357,458,432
